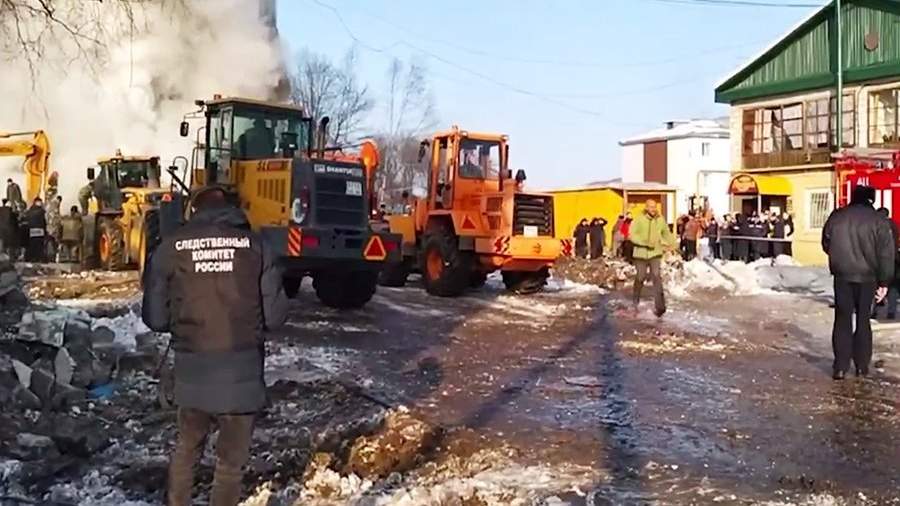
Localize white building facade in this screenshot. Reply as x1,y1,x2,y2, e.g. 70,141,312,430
620,119,731,217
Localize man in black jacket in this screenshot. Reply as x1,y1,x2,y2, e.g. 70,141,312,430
23,198,47,262
589,217,607,259
822,185,895,380
573,218,589,258
142,186,288,506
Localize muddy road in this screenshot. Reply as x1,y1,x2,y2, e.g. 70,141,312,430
2,269,900,505
273,277,900,504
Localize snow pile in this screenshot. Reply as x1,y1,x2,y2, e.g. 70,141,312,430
45,470,154,506
667,257,816,298
545,276,605,294
91,309,152,351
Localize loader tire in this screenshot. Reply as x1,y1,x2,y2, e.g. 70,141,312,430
379,258,412,287
422,232,472,297
98,218,126,271
314,270,377,309
283,276,303,299
502,268,549,295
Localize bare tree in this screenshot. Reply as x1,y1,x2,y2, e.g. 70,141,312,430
0,0,186,80
289,48,373,146
377,57,436,203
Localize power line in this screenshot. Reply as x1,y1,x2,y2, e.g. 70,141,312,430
307,0,726,125
639,0,822,7
349,2,769,69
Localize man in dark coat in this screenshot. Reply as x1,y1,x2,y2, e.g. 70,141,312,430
0,199,15,256
734,213,750,262
822,185,895,380
6,179,24,212
142,186,288,505
720,215,733,261
573,218,589,259
589,217,607,259
23,198,47,262
874,207,900,320
706,215,720,259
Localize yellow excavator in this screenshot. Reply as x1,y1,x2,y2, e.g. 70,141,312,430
0,130,51,204
83,152,169,273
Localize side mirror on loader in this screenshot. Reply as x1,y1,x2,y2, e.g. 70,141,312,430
418,140,429,162
515,169,527,183
86,167,95,181
179,121,190,137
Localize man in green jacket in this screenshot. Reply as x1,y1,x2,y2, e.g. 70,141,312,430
630,199,676,316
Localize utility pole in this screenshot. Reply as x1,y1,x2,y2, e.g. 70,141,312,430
836,0,843,151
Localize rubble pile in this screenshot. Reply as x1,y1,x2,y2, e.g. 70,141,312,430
552,255,686,291
0,254,29,325
3,307,142,411
25,270,141,301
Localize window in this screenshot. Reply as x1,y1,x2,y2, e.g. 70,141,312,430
458,139,500,179
869,88,899,146
701,142,710,157
743,103,803,154
232,106,310,160
807,190,833,230
829,94,855,147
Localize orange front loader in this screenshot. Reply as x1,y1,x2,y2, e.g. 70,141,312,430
382,126,562,296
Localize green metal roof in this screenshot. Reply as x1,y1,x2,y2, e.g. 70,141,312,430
716,0,900,104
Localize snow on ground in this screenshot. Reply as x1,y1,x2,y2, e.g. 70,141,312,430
45,470,155,506
668,257,831,299
91,309,152,350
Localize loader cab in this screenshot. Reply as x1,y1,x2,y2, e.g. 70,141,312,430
427,127,508,210
200,98,312,186
93,155,162,211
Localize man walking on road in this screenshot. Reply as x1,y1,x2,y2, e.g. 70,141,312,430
822,185,895,380
142,186,288,505
630,199,675,317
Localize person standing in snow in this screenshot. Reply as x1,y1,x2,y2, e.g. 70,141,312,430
630,200,675,317
682,212,701,261
589,217,607,259
706,214,720,260
621,212,634,262
573,218,590,259
720,215,733,261
611,215,625,258
142,186,288,505
822,185,895,380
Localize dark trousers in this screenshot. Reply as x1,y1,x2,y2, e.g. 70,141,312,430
575,242,588,259
832,278,876,374
622,240,634,263
633,257,665,316
721,239,732,261
590,242,604,259
734,239,749,262
25,236,45,262
682,239,697,261
711,240,720,259
772,240,786,257
168,407,255,506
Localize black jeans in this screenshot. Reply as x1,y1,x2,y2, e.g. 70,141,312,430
633,257,665,316
168,408,255,506
832,278,876,374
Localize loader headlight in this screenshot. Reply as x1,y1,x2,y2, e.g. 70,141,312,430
291,188,310,224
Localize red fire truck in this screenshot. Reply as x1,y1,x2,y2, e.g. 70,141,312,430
836,150,900,229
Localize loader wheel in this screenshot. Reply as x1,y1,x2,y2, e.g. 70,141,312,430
502,268,549,295
421,233,472,297
283,276,302,299
98,219,126,271
379,258,412,287
314,270,378,309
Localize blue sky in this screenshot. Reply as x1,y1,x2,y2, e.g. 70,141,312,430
277,0,824,189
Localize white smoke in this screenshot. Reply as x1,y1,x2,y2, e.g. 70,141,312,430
0,0,284,206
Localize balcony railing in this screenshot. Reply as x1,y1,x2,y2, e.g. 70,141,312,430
741,149,832,170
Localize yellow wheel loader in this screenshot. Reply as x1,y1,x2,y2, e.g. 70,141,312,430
83,152,171,273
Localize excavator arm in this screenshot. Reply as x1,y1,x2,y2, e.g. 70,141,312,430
0,130,51,203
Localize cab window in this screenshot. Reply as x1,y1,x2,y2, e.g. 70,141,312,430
458,139,499,179
233,107,309,160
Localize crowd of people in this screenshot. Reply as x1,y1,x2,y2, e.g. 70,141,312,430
0,177,84,263
676,209,795,263
571,206,796,264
